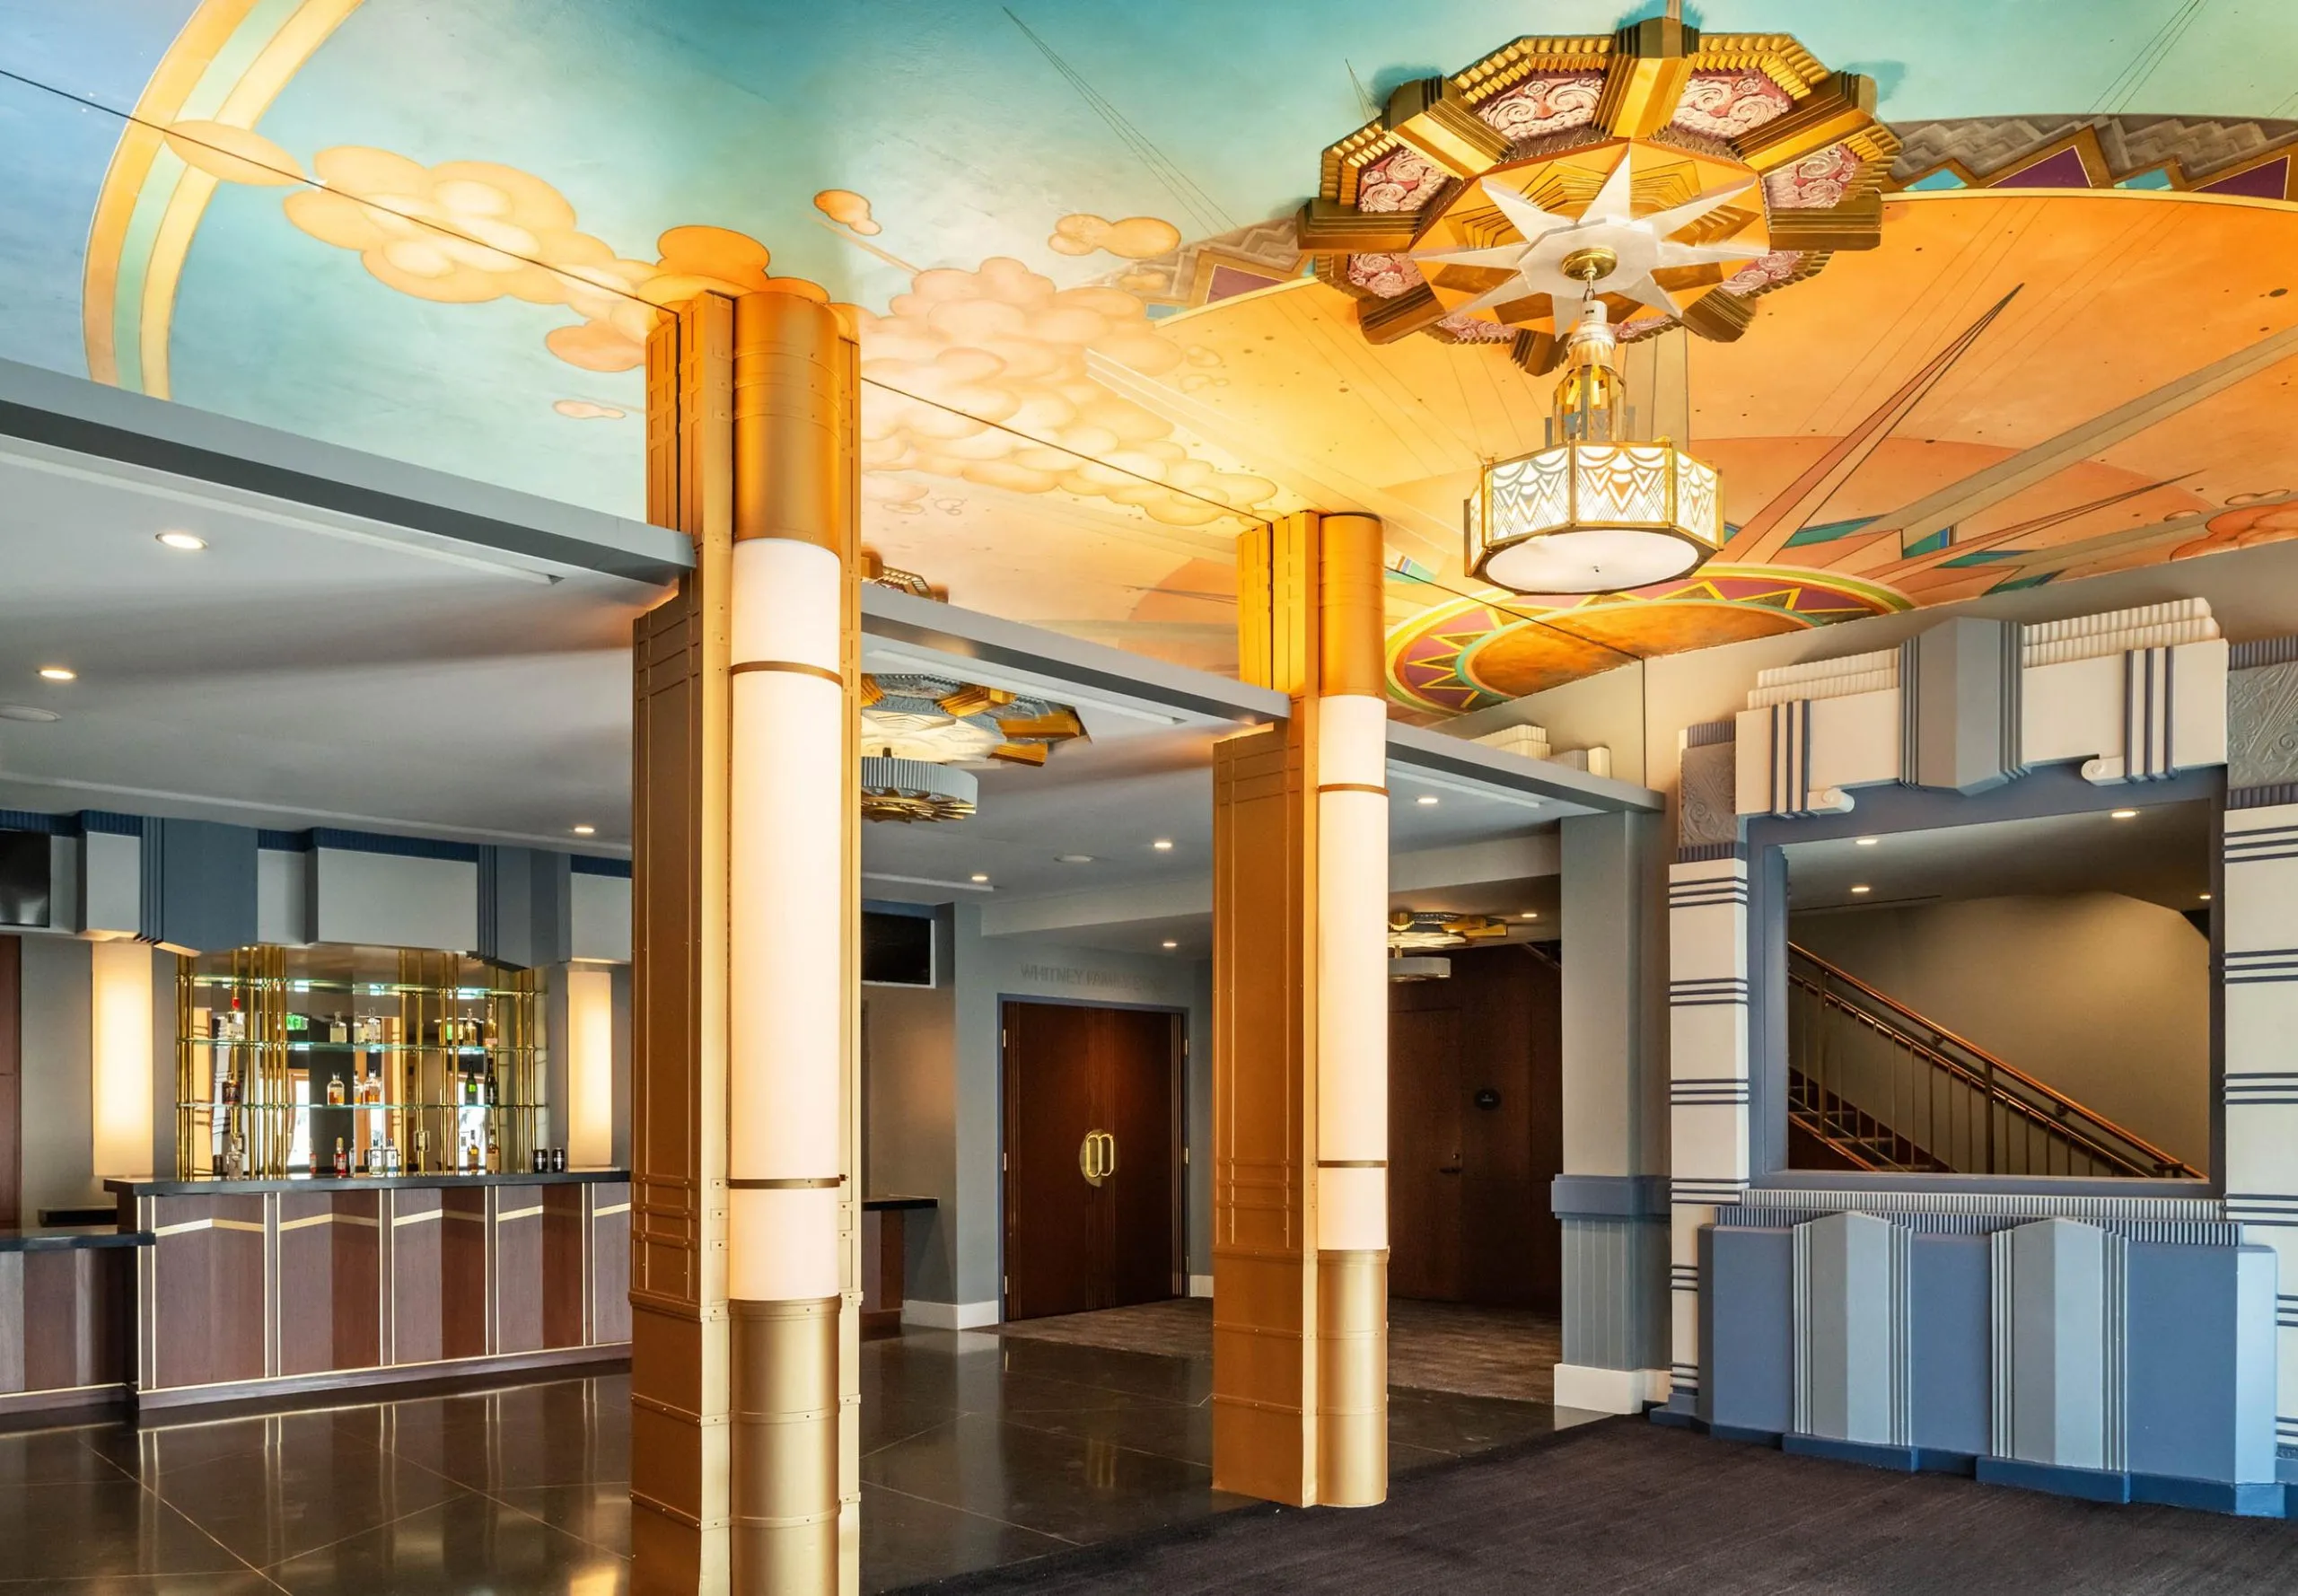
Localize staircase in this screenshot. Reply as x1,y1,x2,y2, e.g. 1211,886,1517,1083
1787,943,2199,1179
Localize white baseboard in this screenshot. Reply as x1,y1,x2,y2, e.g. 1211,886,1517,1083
1188,1275,1214,1298
1553,1363,1669,1415
900,1299,1001,1331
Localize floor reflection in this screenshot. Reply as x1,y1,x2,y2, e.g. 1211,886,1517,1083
0,1318,1554,1593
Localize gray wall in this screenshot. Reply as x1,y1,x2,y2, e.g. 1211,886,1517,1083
19,936,95,1217
1794,892,2211,1170
864,910,960,1301
931,905,1213,1315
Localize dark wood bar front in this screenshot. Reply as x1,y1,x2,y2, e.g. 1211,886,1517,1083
0,1229,147,1416
107,1169,630,1409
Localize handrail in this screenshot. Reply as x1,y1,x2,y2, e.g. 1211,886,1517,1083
1788,942,2201,1179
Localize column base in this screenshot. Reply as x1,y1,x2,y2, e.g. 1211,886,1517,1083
731,1297,840,1592
1553,1363,1670,1415
1316,1249,1387,1507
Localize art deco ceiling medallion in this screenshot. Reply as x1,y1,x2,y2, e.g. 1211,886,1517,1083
1299,13,1897,362
1387,910,1512,951
858,672,1088,823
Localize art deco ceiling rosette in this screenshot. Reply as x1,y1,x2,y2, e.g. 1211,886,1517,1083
858,672,1088,823
1298,16,1899,366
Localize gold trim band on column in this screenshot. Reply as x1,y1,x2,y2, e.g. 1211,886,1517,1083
391,1208,443,1227
727,1176,847,1189
593,1202,632,1217
1316,1160,1389,1169
496,1205,544,1223
729,659,844,687
1316,783,1390,797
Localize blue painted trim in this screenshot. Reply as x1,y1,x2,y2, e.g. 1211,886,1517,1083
304,828,481,864
257,829,309,852
2129,1473,2285,1518
1781,1434,1978,1476
1551,1173,1670,1220
863,899,935,918
0,811,76,837
569,855,632,879
1706,1423,1782,1446
1975,1457,2132,1504
1646,1407,1704,1432
78,810,144,837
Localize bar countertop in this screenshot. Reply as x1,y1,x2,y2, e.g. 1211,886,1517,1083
104,1167,630,1197
0,1225,155,1252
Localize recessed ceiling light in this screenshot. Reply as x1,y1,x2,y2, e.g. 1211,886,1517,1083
1520,911,1539,919
1416,794,1440,806
1850,884,1872,895
2110,809,2138,820
37,666,75,682
969,873,989,883
1057,854,1094,864
571,824,596,837
1855,836,1879,846
1161,940,1179,950
156,531,207,552
0,705,59,723
1152,839,1173,851
2199,891,2213,901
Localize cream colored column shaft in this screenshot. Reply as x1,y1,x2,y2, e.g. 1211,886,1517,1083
725,291,854,1594
1311,510,1389,1507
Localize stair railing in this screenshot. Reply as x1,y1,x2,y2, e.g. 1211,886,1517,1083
1788,943,2199,1179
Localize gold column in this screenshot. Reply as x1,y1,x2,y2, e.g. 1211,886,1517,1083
1212,511,1389,1508
634,288,861,1595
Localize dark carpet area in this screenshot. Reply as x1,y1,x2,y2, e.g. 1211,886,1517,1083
887,1417,2298,1595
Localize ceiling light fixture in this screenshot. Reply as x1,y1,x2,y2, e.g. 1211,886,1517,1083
156,531,207,551
571,824,596,837
1162,940,1179,950
2200,892,2213,902
1416,794,1440,806
1520,911,1539,920
0,706,59,723
969,873,989,883
1463,296,1723,594
1855,837,1880,846
1057,854,1094,864
1850,884,1872,895
37,667,75,682
1152,839,1173,851
2110,809,2139,820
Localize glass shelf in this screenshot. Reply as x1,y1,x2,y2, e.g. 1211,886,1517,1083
189,975,530,999
177,1101,544,1112
189,1039,536,1056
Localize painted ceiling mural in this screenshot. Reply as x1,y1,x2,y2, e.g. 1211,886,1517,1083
4,1,2298,709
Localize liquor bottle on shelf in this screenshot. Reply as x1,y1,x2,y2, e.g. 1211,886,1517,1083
325,1073,346,1107
333,1136,348,1177
415,1128,429,1174
223,1113,245,1179
487,1126,501,1173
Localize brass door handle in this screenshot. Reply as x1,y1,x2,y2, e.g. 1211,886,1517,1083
1077,1128,1118,1186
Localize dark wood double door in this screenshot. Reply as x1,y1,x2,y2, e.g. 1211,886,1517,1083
1389,943,1562,1310
1002,1001,1179,1321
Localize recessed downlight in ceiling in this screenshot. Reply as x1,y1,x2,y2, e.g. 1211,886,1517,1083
36,666,75,682
1057,854,1094,864
2110,809,2139,820
0,705,60,723
1850,884,1872,894
1152,839,1173,851
1415,794,1439,806
156,531,207,551
1161,940,1178,950
969,873,989,883
571,824,596,836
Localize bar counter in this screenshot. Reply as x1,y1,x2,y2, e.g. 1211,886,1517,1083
104,1168,631,1410
0,1227,150,1416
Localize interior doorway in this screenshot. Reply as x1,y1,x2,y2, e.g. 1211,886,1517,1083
1001,1000,1180,1320
1389,943,1563,1310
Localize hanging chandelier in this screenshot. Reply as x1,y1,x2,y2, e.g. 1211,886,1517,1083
1463,273,1723,595
857,672,1088,823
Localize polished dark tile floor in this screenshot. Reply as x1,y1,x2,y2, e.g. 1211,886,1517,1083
0,1322,1555,1593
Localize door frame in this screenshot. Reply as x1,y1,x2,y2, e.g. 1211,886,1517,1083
997,995,1187,1322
